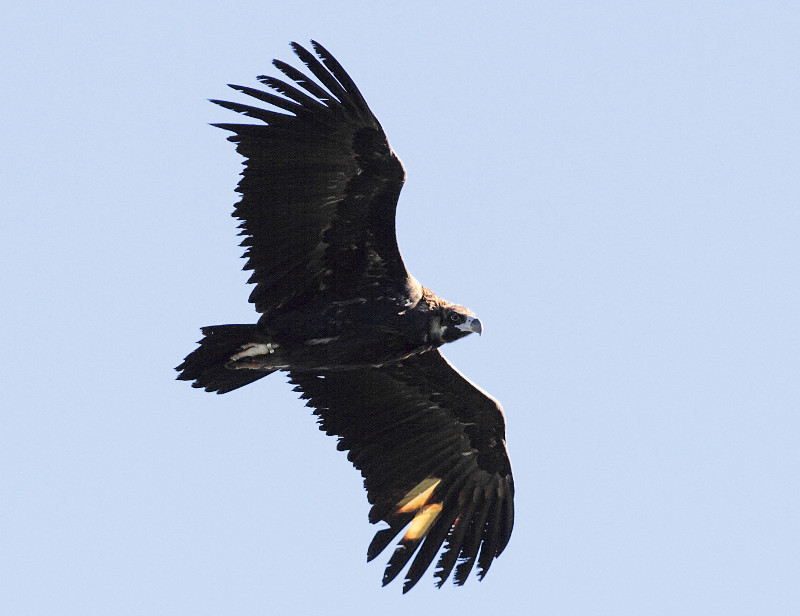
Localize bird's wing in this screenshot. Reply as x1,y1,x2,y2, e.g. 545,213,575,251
212,41,409,318
289,350,514,592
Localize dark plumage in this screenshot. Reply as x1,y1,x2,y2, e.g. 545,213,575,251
176,41,514,591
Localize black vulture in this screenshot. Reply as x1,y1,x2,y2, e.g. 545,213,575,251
177,41,514,592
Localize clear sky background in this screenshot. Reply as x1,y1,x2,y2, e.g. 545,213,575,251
3,2,798,614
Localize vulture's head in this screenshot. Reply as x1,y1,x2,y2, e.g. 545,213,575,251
430,303,483,344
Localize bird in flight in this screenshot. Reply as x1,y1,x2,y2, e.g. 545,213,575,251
177,41,514,592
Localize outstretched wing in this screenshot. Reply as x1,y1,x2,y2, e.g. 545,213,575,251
212,41,409,318
289,350,514,592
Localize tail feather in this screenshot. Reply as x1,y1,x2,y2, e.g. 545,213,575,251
176,324,274,394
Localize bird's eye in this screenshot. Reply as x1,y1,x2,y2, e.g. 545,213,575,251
448,312,463,324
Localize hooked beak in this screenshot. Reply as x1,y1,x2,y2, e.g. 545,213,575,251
456,315,483,336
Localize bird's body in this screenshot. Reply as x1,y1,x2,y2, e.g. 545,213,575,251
177,41,514,592
241,286,464,371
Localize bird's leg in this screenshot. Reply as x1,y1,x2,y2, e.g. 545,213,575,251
226,342,282,370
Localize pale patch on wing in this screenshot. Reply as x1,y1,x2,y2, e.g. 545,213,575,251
330,297,367,308
395,477,441,514
403,504,443,541
305,337,339,345
230,342,279,361
366,248,385,267
395,478,444,542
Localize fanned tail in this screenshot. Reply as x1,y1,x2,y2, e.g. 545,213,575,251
176,325,274,394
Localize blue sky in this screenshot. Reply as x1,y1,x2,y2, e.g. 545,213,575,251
3,2,799,614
